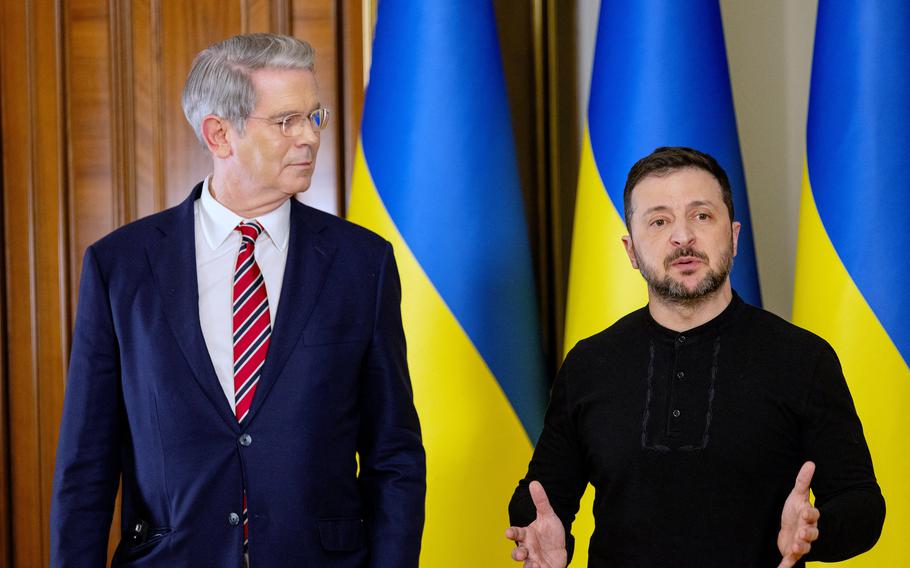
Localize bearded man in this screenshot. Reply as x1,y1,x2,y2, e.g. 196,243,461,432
506,147,884,568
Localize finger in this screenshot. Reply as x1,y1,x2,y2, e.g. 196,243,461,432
791,461,816,497
511,545,528,561
792,539,811,556
800,526,819,543
506,527,526,542
801,506,820,524
529,480,555,516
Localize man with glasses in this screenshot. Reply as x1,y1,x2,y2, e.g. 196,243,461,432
51,33,425,568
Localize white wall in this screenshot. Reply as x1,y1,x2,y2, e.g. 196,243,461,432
575,0,819,319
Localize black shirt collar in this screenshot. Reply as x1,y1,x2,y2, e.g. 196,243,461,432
645,290,745,343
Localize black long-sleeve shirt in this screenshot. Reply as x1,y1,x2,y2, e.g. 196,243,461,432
510,293,884,567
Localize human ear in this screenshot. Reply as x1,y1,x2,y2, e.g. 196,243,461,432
621,235,639,269
201,115,231,158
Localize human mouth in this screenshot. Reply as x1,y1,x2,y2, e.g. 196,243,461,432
665,248,709,270
672,256,702,267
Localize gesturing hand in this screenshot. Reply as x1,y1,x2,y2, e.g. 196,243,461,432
776,461,820,568
505,481,568,568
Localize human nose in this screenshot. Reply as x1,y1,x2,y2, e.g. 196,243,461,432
292,121,320,147
669,219,695,247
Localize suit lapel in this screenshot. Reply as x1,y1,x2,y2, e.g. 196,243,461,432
147,183,240,432
246,200,336,425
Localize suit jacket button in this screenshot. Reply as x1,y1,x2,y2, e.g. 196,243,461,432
229,512,241,526
239,434,252,447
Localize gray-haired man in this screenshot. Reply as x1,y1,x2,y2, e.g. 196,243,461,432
51,33,425,567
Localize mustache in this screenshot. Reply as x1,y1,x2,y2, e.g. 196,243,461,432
664,247,709,269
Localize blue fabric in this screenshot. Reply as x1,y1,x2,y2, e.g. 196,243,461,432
361,0,547,439
807,0,910,363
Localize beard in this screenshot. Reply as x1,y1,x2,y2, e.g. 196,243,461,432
636,242,734,307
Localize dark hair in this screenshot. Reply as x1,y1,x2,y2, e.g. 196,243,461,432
623,146,734,229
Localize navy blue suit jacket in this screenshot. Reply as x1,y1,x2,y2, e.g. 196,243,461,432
50,185,426,567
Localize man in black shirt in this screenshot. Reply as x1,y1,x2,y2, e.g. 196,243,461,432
506,147,885,567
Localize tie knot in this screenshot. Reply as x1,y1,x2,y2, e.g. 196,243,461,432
236,221,264,248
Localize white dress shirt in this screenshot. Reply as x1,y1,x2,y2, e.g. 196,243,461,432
195,176,291,412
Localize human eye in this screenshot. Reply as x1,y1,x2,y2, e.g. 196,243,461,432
694,211,712,222
309,107,329,130
650,217,668,228
282,113,306,128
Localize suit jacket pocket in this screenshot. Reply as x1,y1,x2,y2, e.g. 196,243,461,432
317,518,367,551
111,526,173,565
303,323,371,346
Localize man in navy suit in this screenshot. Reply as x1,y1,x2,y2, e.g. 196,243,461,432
50,33,425,567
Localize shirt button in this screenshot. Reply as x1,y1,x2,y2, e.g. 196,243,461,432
677,335,687,344
229,512,240,526
239,433,252,447
676,371,685,379
672,409,681,418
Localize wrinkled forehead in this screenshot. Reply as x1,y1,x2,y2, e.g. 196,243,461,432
630,167,726,214
249,67,320,111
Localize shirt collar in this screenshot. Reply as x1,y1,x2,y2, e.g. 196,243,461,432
199,176,291,252
645,290,745,342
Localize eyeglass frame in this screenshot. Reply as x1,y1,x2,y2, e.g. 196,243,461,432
245,107,330,137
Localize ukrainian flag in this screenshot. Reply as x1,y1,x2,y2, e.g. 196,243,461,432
793,2,910,565
564,1,761,563
347,1,548,565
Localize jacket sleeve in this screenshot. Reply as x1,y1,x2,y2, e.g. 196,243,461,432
508,347,589,563
50,246,123,567
802,342,885,561
357,242,426,568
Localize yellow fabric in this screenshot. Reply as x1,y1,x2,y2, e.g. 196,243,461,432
562,128,648,564
793,165,910,566
348,143,534,566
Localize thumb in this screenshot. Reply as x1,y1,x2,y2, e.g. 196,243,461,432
529,480,555,517
791,461,816,498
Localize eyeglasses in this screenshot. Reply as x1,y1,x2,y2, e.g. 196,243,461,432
246,107,330,137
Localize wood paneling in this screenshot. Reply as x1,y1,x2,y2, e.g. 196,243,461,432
292,1,342,215
339,0,365,212
131,0,166,220
0,63,10,567
2,0,70,564
161,0,242,206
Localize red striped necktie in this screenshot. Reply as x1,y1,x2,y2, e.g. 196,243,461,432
233,220,271,554
233,220,270,422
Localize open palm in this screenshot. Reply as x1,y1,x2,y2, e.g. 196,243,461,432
505,481,568,568
776,461,820,568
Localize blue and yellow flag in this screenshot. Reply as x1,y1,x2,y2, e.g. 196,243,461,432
793,2,910,565
347,1,548,564
564,1,761,563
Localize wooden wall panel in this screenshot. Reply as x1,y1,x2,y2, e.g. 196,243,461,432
1,0,41,561
340,0,366,208
66,0,117,289
2,0,69,565
33,0,69,563
132,0,167,220
0,53,9,563
292,1,342,215
161,0,243,206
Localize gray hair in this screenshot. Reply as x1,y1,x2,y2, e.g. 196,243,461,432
182,33,316,147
